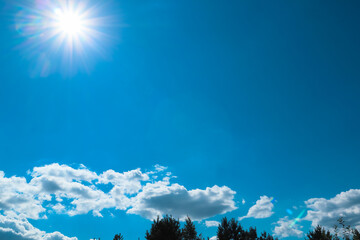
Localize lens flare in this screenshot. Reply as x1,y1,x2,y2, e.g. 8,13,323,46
14,0,117,76
290,209,306,228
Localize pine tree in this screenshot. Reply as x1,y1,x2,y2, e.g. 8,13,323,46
145,215,182,240
113,233,124,240
248,227,257,240
259,231,276,240
217,217,232,240
182,216,197,240
229,218,243,240
353,229,360,240
306,225,333,240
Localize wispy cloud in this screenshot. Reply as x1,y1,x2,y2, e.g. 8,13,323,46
205,220,220,227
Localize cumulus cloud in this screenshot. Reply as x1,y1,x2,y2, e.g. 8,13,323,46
239,196,274,220
205,220,220,227
99,168,149,194
28,164,117,218
0,163,238,238
304,189,360,229
273,216,304,239
127,179,237,220
0,171,44,219
0,214,77,240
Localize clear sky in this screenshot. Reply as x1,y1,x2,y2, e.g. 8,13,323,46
0,0,360,239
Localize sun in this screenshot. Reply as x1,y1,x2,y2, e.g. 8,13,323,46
14,0,117,76
54,9,85,36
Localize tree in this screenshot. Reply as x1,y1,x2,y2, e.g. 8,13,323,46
229,218,243,240
352,229,360,240
217,217,232,240
217,217,246,240
338,217,352,240
113,233,124,240
182,216,197,240
306,225,333,240
259,231,276,240
145,215,182,240
247,227,257,240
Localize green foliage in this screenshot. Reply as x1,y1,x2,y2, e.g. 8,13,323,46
145,215,182,240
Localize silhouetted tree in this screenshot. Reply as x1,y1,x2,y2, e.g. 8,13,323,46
248,227,257,240
145,215,182,240
353,229,360,240
217,217,247,240
338,217,352,240
306,225,333,240
259,231,276,240
217,217,232,240
113,233,124,240
229,218,243,240
182,216,197,240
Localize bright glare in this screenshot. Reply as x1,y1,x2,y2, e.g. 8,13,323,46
55,9,84,36
14,0,115,76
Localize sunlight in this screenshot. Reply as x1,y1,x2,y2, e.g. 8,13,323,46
14,0,115,76
54,9,84,36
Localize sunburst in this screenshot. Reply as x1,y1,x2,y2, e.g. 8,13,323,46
14,0,116,76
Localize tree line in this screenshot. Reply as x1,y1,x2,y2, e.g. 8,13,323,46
98,215,360,240
112,215,277,240
306,217,360,240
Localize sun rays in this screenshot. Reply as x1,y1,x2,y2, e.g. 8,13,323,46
14,0,116,76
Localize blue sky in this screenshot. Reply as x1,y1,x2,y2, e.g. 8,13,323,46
1,0,360,239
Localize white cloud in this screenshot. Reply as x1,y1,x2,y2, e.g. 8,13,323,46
0,214,77,240
0,171,44,219
31,163,98,183
205,220,220,227
304,189,360,229
273,216,304,239
99,168,149,194
0,163,238,238
239,196,274,220
242,198,246,205
127,179,237,220
209,236,218,240
154,164,167,172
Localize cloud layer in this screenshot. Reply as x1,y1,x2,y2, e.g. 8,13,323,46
0,163,237,239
